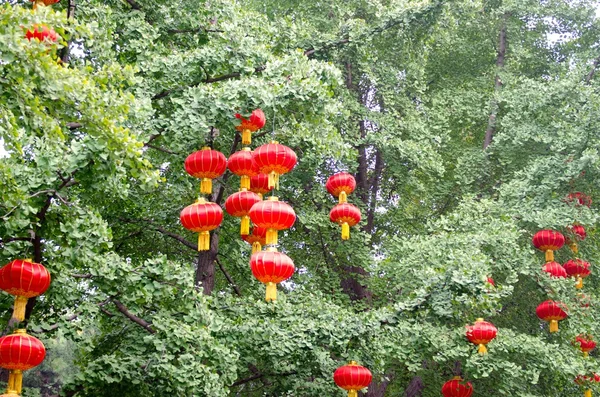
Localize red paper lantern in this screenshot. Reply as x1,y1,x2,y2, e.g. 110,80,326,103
228,148,258,190
542,261,568,278
329,203,361,240
235,109,266,145
0,259,51,322
0,329,46,395
333,361,372,397
486,277,495,287
441,377,473,397
575,335,596,357
566,192,592,208
465,318,497,355
326,173,356,204
564,259,591,289
250,249,295,301
575,374,600,397
184,147,227,195
536,300,568,333
225,190,261,236
253,142,297,189
25,25,59,43
180,198,223,251
532,230,565,262
30,0,60,9
243,226,267,254
249,197,296,246
567,224,587,254
250,174,273,199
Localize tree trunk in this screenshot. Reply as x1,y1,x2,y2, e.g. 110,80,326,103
195,232,218,294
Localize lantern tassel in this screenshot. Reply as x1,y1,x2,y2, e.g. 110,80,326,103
257,193,263,200
266,229,278,246
348,390,358,397
549,320,559,333
268,172,280,190
576,277,583,289
252,242,262,254
265,282,277,302
545,250,554,262
198,231,210,251
478,344,488,355
585,390,592,397
241,175,250,190
584,351,589,358
241,216,250,236
341,222,350,240
12,296,28,322
8,370,22,394
242,129,252,145
571,242,579,254
200,178,212,195
339,191,348,204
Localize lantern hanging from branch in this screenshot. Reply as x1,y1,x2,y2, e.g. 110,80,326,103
568,224,587,254
564,259,591,289
0,329,46,395
532,230,565,262
228,148,258,190
225,190,261,236
250,174,273,199
243,226,267,254
0,259,51,322
330,203,361,240
566,192,592,208
333,361,372,397
536,300,568,333
465,318,497,355
253,142,297,189
542,261,568,278
250,248,295,302
249,197,296,246
184,147,227,195
235,109,266,146
180,198,223,251
441,377,474,397
575,335,596,358
575,374,600,397
25,25,59,43
326,173,356,204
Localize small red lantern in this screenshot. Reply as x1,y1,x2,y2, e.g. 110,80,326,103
249,197,296,246
243,226,267,254
542,261,567,278
250,174,273,199
326,173,356,204
25,25,59,43
30,0,60,9
0,259,51,322
184,147,227,195
486,277,495,287
564,259,591,289
180,198,223,251
333,361,372,397
329,203,361,240
441,377,473,397
465,318,497,355
250,249,295,301
228,148,258,190
568,224,587,254
225,190,261,236
536,300,568,333
575,335,596,357
253,142,297,189
532,230,565,262
0,329,46,395
566,192,592,208
235,109,266,145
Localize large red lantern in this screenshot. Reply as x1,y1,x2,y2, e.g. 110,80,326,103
564,259,591,289
333,361,372,397
225,190,261,236
441,377,473,397
180,198,223,251
250,249,295,302
542,261,567,278
575,335,596,357
532,230,565,262
330,203,361,240
184,147,227,195
0,329,46,395
0,259,51,322
250,174,273,199
326,173,356,204
249,197,296,246
465,318,497,355
228,148,258,190
566,192,592,208
243,226,267,254
253,142,297,189
536,300,567,333
25,25,59,43
235,109,266,145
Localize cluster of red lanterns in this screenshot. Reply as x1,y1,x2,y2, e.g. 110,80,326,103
326,173,361,240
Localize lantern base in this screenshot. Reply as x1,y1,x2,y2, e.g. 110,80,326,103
347,390,358,397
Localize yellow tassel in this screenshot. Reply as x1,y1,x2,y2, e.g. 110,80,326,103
33,0,44,10
545,250,554,262
571,243,579,254
241,216,250,236
549,320,559,333
576,277,584,289
242,129,252,145
266,229,278,246
341,222,350,240
240,175,250,190
12,296,27,322
200,178,212,195
585,390,592,397
257,193,263,200
10,370,22,394
348,391,358,397
339,191,348,204
252,242,262,254
268,172,275,189
478,344,488,355
198,231,210,251
265,282,277,302
584,351,589,358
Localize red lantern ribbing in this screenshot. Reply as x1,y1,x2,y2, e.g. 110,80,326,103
250,249,295,301
249,197,296,246
180,198,223,251
536,300,568,333
441,377,474,397
225,190,261,236
250,174,272,199
25,25,59,43
333,361,372,397
532,230,565,262
184,147,227,195
0,330,46,395
465,318,497,355
564,259,591,289
575,335,596,357
228,148,258,190
330,203,361,240
253,142,297,189
0,259,51,322
243,226,267,254
542,261,568,278
235,109,266,146
326,173,356,204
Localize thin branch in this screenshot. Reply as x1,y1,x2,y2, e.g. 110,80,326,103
585,55,600,84
112,299,155,334
66,122,82,130
125,0,142,10
60,0,76,64
153,225,197,250
144,143,179,155
216,258,242,296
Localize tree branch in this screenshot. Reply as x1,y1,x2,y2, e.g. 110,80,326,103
125,0,142,10
585,55,600,84
216,258,241,296
112,299,155,334
60,0,76,64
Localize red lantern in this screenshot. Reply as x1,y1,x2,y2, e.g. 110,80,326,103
486,277,495,287
465,318,497,355
0,259,51,322
243,226,267,254
333,361,372,397
30,0,60,9
253,142,297,189
564,259,591,289
575,335,596,357
235,109,266,145
228,148,258,190
542,261,567,278
568,224,587,254
575,374,600,397
566,192,592,208
536,300,568,333
329,203,361,240
532,230,565,262
578,293,592,308
250,174,273,199
326,173,356,204
25,25,59,43
249,197,296,246
184,147,227,195
0,329,46,395
250,249,295,302
180,198,223,251
225,190,261,236
441,377,473,397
